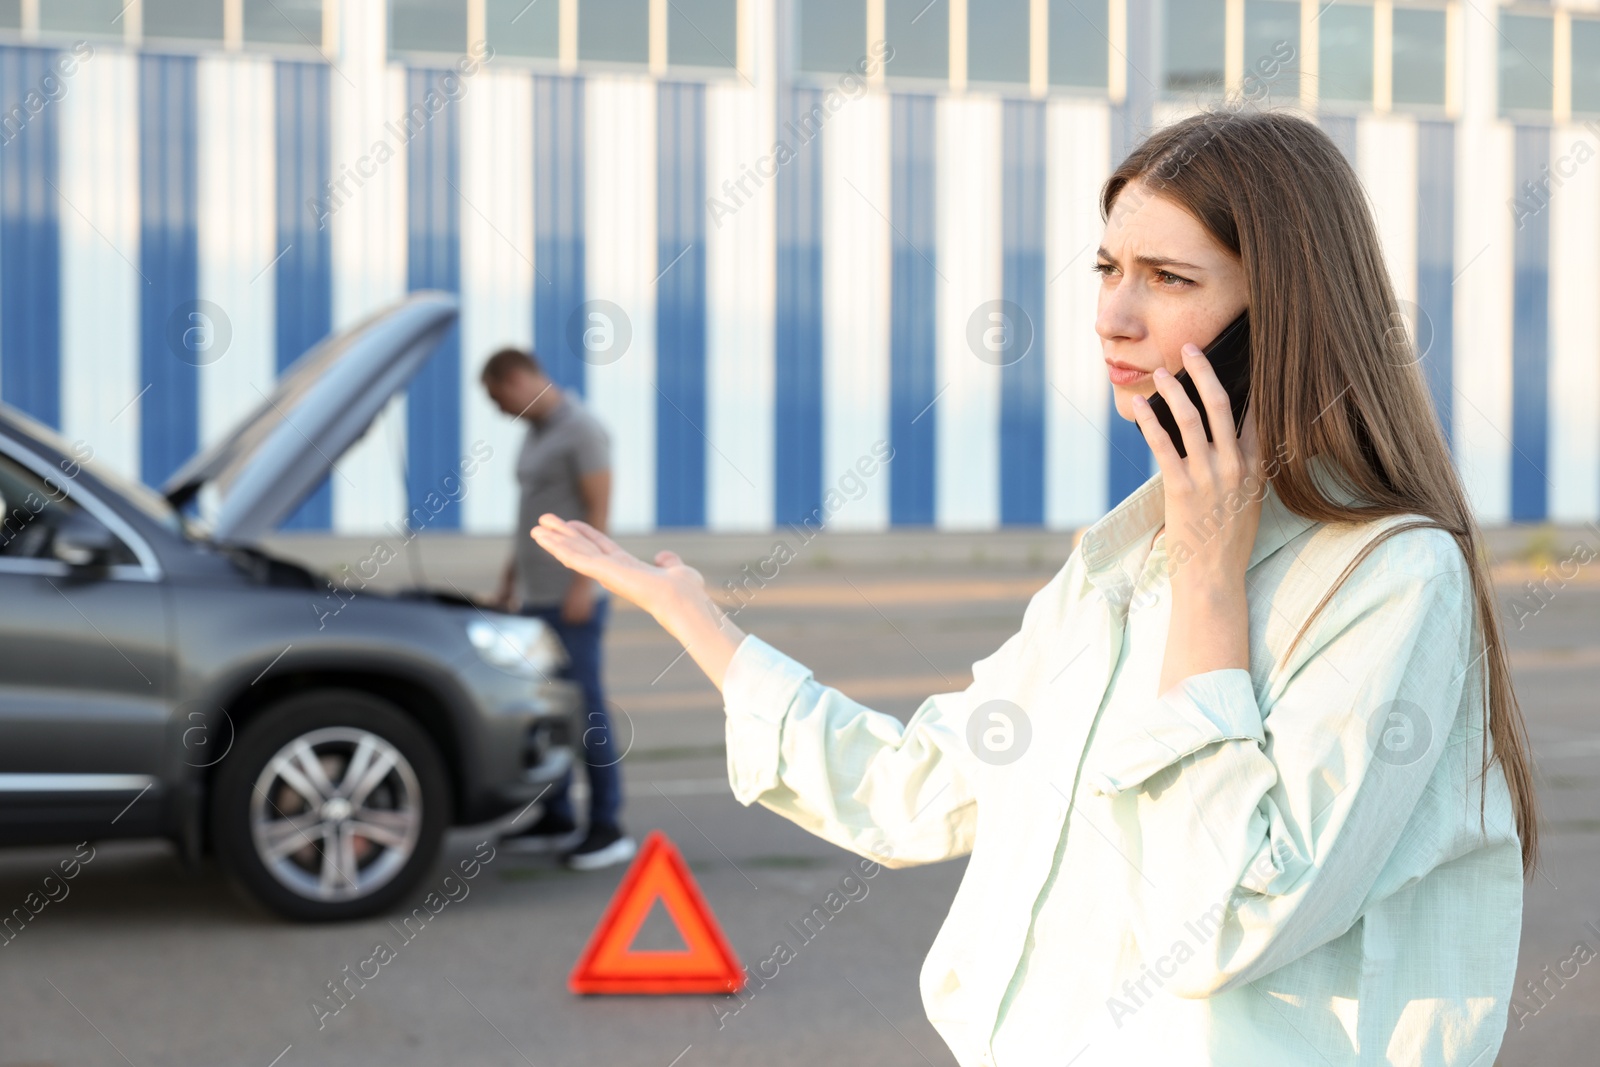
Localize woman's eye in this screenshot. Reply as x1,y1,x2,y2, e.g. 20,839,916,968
1092,263,1117,278
1155,270,1193,286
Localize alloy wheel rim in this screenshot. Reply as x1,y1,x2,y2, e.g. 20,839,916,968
248,726,423,903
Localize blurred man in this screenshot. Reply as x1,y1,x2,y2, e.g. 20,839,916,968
480,348,635,871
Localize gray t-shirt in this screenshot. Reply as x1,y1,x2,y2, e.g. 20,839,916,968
513,393,611,607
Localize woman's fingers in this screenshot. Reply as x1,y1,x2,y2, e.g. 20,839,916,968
532,512,571,537
529,524,599,574
531,515,615,570
1149,363,1209,464
527,519,719,640
1180,343,1243,470
531,521,653,606
531,514,684,593
562,517,624,555
535,512,600,550
1130,391,1183,473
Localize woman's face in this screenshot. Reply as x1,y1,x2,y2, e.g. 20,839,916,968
1095,183,1248,422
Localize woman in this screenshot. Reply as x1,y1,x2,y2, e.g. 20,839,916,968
529,110,1537,1066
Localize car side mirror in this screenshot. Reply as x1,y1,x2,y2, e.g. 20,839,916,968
52,509,119,568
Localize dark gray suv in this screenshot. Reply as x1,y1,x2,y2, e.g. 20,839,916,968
0,293,579,921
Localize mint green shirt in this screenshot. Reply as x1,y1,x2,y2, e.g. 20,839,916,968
720,453,1522,1066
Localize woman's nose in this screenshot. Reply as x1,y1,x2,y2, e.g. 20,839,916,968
1095,285,1143,344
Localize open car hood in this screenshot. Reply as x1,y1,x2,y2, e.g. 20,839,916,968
161,291,458,544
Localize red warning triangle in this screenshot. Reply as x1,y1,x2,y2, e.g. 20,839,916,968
568,829,744,994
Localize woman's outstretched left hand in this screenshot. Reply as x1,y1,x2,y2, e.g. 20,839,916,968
528,514,747,689
529,515,703,621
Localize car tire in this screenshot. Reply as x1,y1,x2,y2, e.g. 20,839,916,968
212,690,451,922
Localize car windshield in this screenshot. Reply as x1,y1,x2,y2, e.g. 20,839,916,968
0,404,197,539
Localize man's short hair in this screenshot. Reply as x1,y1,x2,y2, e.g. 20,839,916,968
481,347,543,383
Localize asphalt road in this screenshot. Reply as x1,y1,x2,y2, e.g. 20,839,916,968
1,530,1595,1066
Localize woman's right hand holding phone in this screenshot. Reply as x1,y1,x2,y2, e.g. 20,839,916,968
528,513,747,690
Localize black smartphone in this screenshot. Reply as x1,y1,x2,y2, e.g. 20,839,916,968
1144,310,1252,458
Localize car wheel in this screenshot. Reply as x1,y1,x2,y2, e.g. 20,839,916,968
212,690,450,922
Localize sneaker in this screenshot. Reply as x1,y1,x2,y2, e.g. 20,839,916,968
563,822,637,871
500,809,583,853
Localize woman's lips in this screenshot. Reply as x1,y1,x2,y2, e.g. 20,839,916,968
1106,361,1152,386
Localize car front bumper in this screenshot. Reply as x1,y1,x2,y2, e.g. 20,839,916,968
454,660,585,824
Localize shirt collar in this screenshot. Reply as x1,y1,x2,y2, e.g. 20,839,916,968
1077,449,1359,600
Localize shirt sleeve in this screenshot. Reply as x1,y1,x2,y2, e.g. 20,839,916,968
720,562,1070,870
1082,524,1478,998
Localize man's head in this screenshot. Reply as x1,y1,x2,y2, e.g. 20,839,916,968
481,348,554,419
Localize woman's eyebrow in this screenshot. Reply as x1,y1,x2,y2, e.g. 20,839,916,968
1095,247,1207,273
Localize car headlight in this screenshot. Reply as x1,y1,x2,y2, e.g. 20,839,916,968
466,616,567,679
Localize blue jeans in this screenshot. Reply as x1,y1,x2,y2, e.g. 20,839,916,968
520,596,622,827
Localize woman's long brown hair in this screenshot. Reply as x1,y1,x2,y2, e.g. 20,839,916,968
1101,108,1540,876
